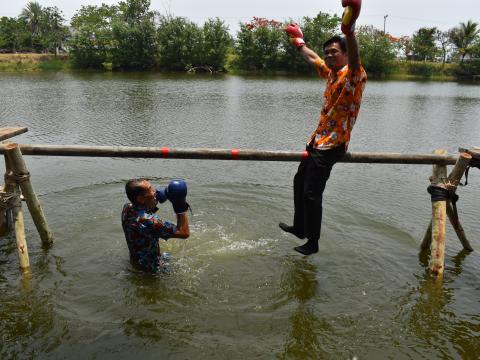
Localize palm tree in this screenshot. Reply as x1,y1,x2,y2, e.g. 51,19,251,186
20,1,43,37
449,20,480,63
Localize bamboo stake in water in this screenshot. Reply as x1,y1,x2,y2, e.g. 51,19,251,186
5,143,53,246
421,152,473,253
446,153,472,251
3,152,30,271
429,150,448,275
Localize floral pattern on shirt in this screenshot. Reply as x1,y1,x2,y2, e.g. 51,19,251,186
308,57,367,149
121,203,176,272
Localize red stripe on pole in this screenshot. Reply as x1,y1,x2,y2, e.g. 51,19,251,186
231,149,239,160
302,150,309,159
160,147,169,158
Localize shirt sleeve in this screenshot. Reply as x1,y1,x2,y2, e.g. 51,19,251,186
314,58,331,79
346,64,367,86
138,212,177,240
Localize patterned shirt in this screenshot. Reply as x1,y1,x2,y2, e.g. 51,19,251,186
121,203,177,272
308,58,367,149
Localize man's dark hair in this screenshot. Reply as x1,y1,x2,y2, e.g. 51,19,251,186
125,178,147,204
323,35,346,53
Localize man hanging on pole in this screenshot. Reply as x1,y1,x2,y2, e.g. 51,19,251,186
279,0,367,255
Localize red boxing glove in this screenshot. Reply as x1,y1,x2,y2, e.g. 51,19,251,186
284,23,306,49
341,0,361,35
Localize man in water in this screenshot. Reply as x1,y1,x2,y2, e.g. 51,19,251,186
121,178,190,272
279,0,367,255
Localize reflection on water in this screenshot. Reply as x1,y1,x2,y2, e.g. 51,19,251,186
396,249,479,358
1,73,480,358
279,258,326,359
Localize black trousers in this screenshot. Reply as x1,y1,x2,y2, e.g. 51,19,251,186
293,144,346,242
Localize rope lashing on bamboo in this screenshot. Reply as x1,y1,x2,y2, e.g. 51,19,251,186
463,157,480,186
5,171,31,184
427,184,461,226
0,191,21,231
0,191,21,210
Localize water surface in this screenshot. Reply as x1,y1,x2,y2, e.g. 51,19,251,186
1,73,479,359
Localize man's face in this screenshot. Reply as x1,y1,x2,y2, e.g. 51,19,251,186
137,180,157,209
324,42,348,72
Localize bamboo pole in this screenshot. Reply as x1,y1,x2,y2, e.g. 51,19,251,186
0,154,9,235
447,153,472,187
429,150,448,275
446,152,473,251
13,194,29,272
431,200,447,275
0,144,459,165
446,204,472,251
2,152,30,271
4,143,53,246
421,150,448,251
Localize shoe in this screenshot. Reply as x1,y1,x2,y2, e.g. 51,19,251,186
293,240,319,255
279,222,305,239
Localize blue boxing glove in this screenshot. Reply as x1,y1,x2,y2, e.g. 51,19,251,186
156,187,168,204
167,179,189,214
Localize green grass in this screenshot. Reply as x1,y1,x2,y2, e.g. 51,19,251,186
0,53,469,81
0,53,70,72
389,60,458,80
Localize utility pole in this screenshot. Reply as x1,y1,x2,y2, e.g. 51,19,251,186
384,14,389,34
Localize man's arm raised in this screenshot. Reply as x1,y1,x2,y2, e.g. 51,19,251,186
341,0,362,71
284,23,321,66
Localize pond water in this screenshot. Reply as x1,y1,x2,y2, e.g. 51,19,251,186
0,72,479,359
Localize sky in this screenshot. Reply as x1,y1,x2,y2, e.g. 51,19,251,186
1,0,479,37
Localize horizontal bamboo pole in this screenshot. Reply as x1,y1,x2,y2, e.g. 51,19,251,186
0,144,459,165
0,127,28,142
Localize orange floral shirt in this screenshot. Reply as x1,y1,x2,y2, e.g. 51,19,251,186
308,58,367,149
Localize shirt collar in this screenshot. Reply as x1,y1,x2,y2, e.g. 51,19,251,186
132,203,158,213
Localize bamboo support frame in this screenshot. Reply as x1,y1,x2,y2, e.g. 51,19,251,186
4,143,53,246
1,137,477,275
421,151,473,276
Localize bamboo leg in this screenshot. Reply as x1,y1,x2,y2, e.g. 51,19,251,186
447,153,472,187
0,153,14,236
4,143,53,245
426,150,448,275
446,202,473,251
445,152,473,251
0,174,6,235
2,151,30,271
421,150,446,252
13,195,30,272
431,200,447,275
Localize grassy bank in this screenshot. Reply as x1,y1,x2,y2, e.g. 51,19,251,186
388,60,458,81
0,53,472,82
0,53,70,72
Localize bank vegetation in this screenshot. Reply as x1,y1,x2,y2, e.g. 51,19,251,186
1,0,479,79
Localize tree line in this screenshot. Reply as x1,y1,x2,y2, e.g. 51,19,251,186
1,0,479,78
